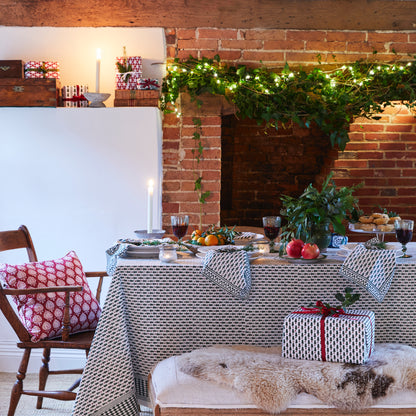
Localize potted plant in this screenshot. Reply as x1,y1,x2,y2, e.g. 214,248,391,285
280,172,361,251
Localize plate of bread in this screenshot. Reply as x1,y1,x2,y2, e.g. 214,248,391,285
349,212,400,233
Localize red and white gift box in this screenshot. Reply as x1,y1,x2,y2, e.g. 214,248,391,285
282,303,375,364
62,85,89,108
115,56,142,90
24,61,60,79
138,78,160,90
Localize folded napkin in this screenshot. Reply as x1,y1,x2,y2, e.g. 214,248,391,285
202,248,251,300
106,243,129,275
339,240,397,302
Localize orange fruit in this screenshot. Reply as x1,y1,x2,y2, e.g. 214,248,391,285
218,235,226,245
192,229,202,239
205,234,219,246
197,236,205,246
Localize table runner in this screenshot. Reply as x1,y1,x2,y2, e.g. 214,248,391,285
72,250,416,416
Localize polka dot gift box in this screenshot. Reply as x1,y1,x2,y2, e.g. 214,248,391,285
282,304,375,364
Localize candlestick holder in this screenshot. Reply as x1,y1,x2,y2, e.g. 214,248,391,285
134,229,166,240
84,92,111,108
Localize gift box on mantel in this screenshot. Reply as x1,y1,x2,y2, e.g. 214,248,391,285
24,61,60,79
61,85,89,107
282,302,375,364
114,89,160,107
115,56,142,90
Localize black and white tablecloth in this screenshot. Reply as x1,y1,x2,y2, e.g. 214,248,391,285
72,249,416,416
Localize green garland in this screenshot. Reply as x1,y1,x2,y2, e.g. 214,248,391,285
161,54,416,216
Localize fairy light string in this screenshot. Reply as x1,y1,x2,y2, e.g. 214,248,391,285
161,54,416,209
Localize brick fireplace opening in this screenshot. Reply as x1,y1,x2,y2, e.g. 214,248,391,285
220,115,338,227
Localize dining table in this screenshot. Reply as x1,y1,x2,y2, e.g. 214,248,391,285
72,243,416,416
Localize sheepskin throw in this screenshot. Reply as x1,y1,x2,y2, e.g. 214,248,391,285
178,344,416,414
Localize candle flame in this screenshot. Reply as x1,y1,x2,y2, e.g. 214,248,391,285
96,48,101,60
148,179,154,188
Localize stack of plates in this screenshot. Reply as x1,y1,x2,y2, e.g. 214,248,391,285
119,244,161,259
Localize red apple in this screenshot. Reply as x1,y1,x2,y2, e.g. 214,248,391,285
286,239,305,258
301,243,320,259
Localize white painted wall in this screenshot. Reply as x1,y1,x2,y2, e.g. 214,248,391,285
0,27,165,372
0,26,166,105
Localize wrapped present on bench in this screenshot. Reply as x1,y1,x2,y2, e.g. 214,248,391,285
282,301,375,364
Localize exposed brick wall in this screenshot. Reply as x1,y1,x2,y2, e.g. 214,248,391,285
162,27,416,236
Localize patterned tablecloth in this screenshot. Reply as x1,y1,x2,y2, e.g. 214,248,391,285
72,247,416,416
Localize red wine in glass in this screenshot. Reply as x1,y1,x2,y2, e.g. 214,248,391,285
172,224,188,240
394,219,414,258
262,216,281,253
171,215,189,243
264,226,280,241
396,228,413,245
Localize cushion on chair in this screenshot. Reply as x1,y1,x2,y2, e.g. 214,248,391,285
0,251,101,342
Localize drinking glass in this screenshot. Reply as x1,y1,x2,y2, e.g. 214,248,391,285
171,215,189,243
262,216,281,253
394,219,414,258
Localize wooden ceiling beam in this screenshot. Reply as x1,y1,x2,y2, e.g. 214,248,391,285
1,0,416,30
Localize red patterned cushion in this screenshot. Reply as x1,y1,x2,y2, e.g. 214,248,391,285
0,251,101,342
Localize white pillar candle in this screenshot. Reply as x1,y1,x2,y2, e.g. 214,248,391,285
147,179,154,234
96,48,101,93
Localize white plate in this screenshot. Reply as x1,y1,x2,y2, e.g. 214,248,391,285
348,223,395,234
196,250,262,261
280,254,327,264
197,244,235,253
339,242,398,253
233,233,264,245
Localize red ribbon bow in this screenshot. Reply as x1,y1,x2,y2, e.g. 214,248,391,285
139,78,159,89
293,301,373,361
62,86,87,107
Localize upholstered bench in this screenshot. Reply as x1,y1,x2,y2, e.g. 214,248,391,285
149,354,416,416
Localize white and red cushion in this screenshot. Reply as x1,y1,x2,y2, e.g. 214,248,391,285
0,251,101,342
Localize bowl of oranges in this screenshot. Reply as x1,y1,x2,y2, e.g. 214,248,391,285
187,225,238,247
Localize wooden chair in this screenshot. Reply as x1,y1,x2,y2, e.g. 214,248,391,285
0,225,107,416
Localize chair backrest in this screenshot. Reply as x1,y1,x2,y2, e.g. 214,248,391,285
0,225,38,342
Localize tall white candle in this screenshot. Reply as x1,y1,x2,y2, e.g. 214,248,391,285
96,48,101,93
147,179,154,234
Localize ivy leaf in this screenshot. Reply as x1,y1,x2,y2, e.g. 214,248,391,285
199,191,211,204
194,177,202,191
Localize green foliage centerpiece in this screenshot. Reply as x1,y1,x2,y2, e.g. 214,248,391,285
280,172,361,250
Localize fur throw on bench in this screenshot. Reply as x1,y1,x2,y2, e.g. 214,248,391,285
177,343,416,414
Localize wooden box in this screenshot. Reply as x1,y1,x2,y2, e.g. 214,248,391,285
0,60,24,78
0,78,60,107
114,89,160,107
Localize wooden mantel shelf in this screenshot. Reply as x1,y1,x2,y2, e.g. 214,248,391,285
1,0,416,31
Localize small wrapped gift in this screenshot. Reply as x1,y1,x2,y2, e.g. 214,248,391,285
115,56,142,90
24,61,60,79
62,85,89,108
282,302,375,364
138,78,160,90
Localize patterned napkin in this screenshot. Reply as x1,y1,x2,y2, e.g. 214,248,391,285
202,249,252,300
106,244,129,275
339,240,397,302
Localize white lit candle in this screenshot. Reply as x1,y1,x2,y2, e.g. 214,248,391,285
147,179,154,234
96,48,101,93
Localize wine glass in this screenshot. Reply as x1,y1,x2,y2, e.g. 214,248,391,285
262,216,281,253
171,215,189,244
394,219,414,258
